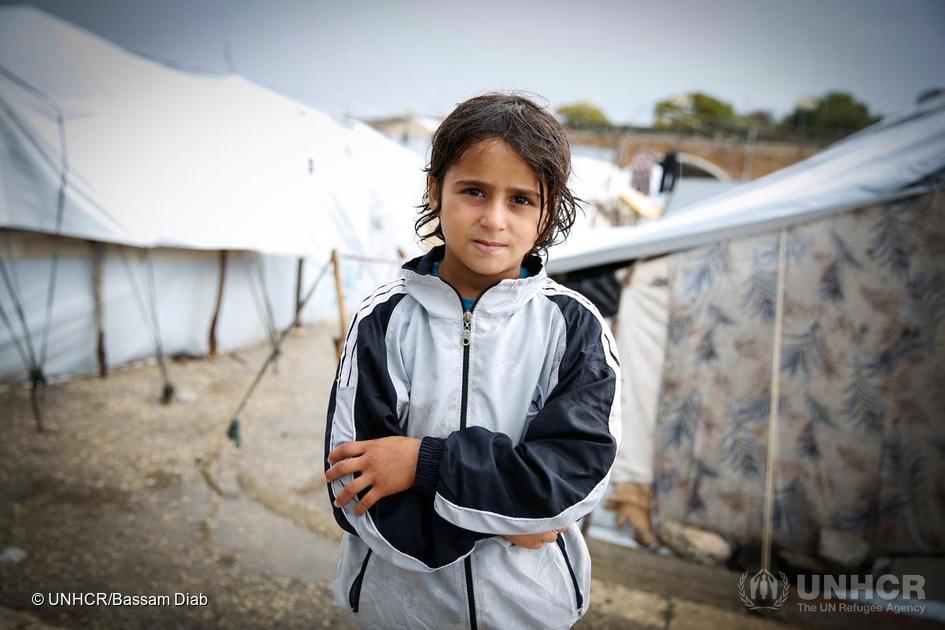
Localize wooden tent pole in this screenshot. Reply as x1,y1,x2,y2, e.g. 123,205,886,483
332,249,347,361
209,250,228,356
761,228,788,572
294,257,304,327
91,241,107,377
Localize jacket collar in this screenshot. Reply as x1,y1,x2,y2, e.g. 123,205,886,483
402,245,547,319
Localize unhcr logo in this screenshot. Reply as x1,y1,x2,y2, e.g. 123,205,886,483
737,569,790,610
737,571,929,615
794,574,926,615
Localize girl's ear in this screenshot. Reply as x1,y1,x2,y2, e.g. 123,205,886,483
426,177,440,211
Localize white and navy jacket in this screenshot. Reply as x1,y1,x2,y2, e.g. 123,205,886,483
325,245,621,630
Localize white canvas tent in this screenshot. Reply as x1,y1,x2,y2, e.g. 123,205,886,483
0,6,425,386
550,97,945,559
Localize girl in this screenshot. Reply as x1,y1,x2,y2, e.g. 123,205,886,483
325,93,621,629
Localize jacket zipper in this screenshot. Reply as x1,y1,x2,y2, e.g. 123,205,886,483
460,310,472,428
555,537,584,612
441,278,499,630
459,298,477,629
464,555,478,630
450,281,500,429
348,549,372,613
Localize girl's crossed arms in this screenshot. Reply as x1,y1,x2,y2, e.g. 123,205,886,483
326,436,567,548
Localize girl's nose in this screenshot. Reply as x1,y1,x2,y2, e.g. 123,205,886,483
479,200,507,230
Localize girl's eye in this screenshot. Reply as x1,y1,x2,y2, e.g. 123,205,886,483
512,195,532,206
463,188,485,198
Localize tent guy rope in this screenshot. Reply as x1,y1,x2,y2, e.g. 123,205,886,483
200,256,334,497
200,250,402,497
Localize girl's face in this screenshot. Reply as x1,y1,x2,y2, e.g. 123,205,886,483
431,138,545,296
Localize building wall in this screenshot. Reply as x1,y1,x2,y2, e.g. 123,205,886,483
569,129,827,181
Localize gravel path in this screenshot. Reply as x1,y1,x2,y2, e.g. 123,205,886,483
1,324,352,629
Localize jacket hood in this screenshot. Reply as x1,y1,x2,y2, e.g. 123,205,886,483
401,245,548,319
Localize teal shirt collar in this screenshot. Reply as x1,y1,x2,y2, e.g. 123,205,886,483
432,261,529,311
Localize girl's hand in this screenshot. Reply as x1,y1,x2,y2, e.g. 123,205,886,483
502,528,567,549
326,437,422,515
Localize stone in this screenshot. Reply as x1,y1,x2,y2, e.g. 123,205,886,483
817,527,870,568
0,546,27,563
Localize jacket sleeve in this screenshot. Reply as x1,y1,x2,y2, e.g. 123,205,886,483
415,291,622,536
325,282,489,573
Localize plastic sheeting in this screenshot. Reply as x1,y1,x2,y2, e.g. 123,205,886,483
548,97,945,274
654,189,945,555
576,101,945,556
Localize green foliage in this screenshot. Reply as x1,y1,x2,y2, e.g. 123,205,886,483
781,92,880,136
653,92,738,130
556,101,611,129
650,90,880,139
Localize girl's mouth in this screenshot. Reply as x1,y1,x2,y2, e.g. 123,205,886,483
472,239,507,253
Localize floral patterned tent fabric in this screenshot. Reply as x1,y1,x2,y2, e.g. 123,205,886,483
654,188,945,555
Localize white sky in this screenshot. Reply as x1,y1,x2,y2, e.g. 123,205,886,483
7,0,945,124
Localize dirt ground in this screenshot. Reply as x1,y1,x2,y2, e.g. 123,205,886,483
0,323,936,629
1,323,350,629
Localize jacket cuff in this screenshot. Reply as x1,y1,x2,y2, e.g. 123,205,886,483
414,436,445,494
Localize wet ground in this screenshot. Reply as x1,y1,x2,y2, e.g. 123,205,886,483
1,324,349,629
0,323,937,629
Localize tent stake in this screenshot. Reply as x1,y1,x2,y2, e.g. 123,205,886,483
209,250,227,356
27,366,48,433
29,378,45,433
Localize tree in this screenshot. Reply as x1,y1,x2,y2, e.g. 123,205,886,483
744,110,774,128
653,92,738,130
781,92,880,136
556,101,611,129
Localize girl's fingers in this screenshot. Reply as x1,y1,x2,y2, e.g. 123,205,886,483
324,456,363,482
327,440,368,465
354,488,383,515
333,475,371,508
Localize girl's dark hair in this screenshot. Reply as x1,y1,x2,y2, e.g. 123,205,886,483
415,92,580,257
